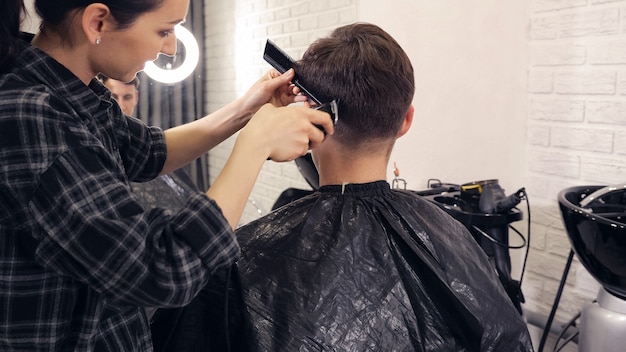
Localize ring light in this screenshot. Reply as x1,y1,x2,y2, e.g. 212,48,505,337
144,24,200,84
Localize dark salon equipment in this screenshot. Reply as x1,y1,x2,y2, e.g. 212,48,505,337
415,179,527,314
553,185,626,352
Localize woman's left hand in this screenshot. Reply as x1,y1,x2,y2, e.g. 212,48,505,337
240,69,308,114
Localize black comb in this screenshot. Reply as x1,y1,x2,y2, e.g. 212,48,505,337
263,39,323,106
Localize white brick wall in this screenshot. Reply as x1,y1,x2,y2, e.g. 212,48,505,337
527,1,626,349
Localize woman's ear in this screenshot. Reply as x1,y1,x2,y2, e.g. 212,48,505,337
396,104,414,139
81,3,111,45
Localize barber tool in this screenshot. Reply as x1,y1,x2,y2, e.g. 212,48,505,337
263,39,322,105
263,39,339,128
313,99,339,125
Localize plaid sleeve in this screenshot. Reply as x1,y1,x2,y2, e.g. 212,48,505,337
28,145,239,307
117,114,167,182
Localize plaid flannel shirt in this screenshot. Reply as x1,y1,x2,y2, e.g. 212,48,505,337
0,39,239,351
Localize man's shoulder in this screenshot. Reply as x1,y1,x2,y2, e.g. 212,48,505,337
242,193,318,222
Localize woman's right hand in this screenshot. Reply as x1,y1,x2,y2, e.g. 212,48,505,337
237,103,334,162
207,103,333,228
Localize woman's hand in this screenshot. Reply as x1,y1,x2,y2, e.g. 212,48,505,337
239,69,308,117
160,70,316,175
236,103,334,162
207,103,333,228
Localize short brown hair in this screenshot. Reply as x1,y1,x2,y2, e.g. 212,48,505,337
298,23,415,147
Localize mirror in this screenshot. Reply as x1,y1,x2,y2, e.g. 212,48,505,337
144,24,200,84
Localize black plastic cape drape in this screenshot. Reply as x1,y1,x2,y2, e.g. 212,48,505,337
151,181,533,352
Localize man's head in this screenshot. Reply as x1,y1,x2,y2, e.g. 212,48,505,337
298,23,415,149
98,74,140,116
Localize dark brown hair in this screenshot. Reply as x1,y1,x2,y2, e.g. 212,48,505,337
0,0,26,73
0,0,164,74
298,23,415,147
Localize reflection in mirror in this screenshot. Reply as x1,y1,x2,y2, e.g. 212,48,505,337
144,24,199,84
136,0,208,189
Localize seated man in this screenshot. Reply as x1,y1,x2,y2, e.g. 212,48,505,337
151,23,533,351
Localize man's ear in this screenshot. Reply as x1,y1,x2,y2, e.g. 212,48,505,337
396,104,414,139
81,3,112,45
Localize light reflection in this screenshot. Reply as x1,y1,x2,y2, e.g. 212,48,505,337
144,24,200,84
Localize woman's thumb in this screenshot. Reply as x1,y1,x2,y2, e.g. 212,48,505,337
269,68,294,87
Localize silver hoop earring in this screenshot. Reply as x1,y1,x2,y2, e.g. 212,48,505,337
95,38,101,45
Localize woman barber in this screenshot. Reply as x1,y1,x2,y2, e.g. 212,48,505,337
0,0,333,350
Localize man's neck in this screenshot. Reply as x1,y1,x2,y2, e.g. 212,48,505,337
315,144,391,187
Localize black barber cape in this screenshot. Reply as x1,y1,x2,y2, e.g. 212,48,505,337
151,181,533,352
